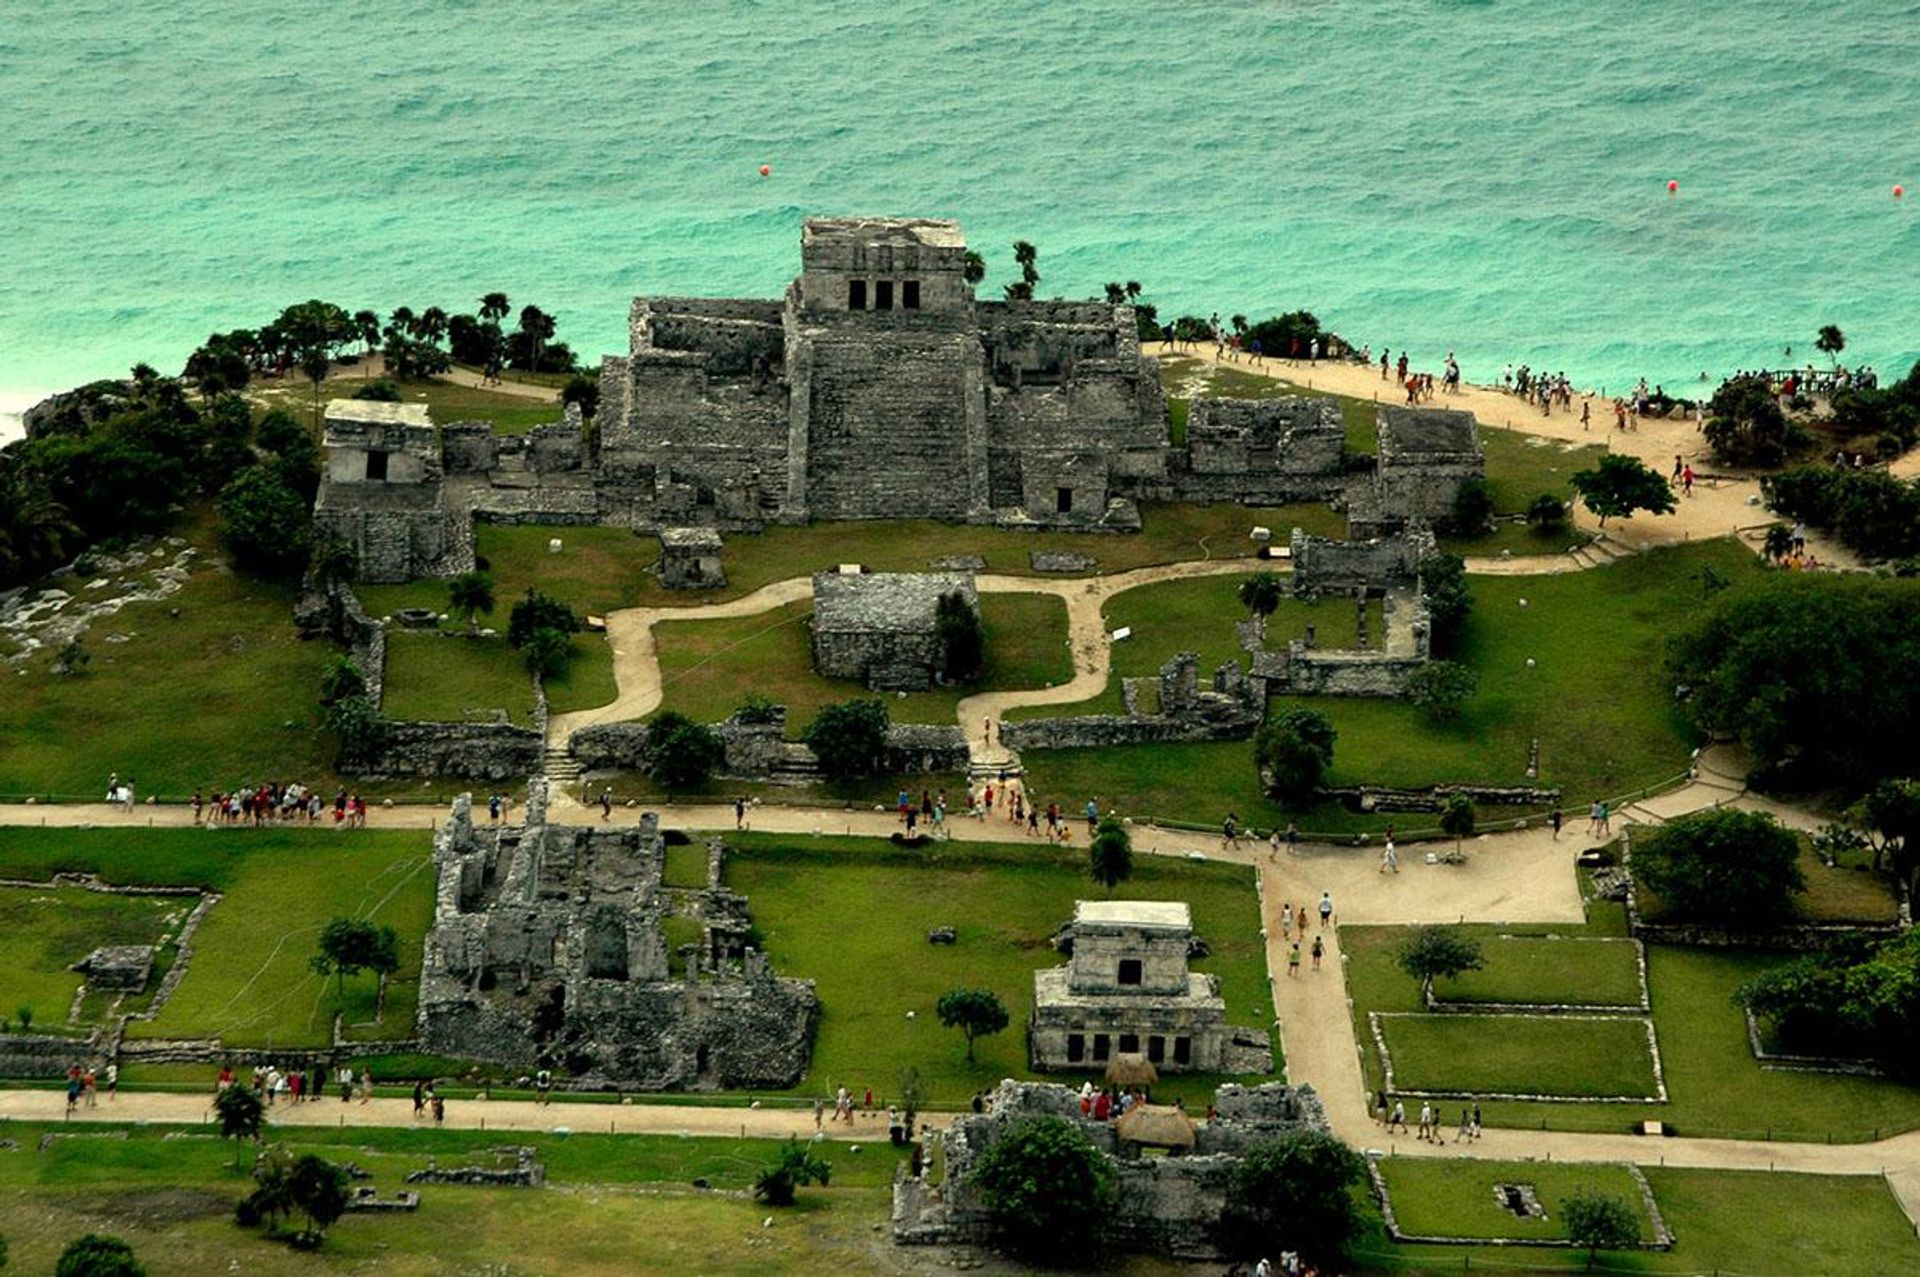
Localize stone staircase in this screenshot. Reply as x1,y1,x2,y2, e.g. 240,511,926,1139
543,743,584,790
1567,532,1632,570
969,749,1025,782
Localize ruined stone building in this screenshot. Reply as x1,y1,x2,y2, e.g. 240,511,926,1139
1031,901,1271,1075
810,568,978,691
418,788,815,1089
894,1079,1329,1258
307,215,1485,583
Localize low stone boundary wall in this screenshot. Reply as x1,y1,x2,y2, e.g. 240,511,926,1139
1370,1011,1669,1104
1323,782,1561,813
1743,1008,1891,1078
998,713,1256,751
1366,1157,1674,1250
343,721,542,781
1422,938,1650,1016
569,717,967,782
0,1033,95,1078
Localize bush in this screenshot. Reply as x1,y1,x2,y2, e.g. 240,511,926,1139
1404,659,1476,722
733,693,781,725
1222,1130,1366,1264
1255,708,1336,803
754,1138,832,1206
1526,492,1568,530
1238,572,1284,618
560,373,600,419
1448,478,1493,534
520,626,572,678
1417,552,1472,654
56,1234,146,1277
1705,376,1801,467
507,589,582,649
972,1116,1114,1262
1089,816,1133,889
217,465,312,577
352,379,402,402
802,698,891,780
647,710,724,790
934,590,984,681
1739,929,1920,1068
1633,808,1805,925
1244,310,1323,356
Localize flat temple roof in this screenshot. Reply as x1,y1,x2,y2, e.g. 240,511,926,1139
324,399,433,428
802,216,965,251
1074,900,1192,931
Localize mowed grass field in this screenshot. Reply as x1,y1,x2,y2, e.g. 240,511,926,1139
722,833,1273,1107
0,884,189,1032
0,516,341,800
1343,917,1920,1141
1432,937,1645,1007
1376,1013,1660,1099
0,827,434,1049
256,370,565,434
1375,1158,1659,1244
653,593,1073,730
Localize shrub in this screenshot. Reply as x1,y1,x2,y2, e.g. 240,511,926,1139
1634,808,1805,925
802,698,891,780
1526,492,1568,530
1237,572,1284,618
507,589,581,648
352,378,402,402
1448,478,1493,534
1255,708,1336,803
560,373,600,419
1705,376,1801,467
934,590,984,681
1404,659,1476,722
1244,310,1322,356
1417,552,1472,654
647,710,724,790
56,1234,145,1277
520,626,572,678
972,1116,1114,1262
217,465,312,578
1222,1130,1366,1264
754,1138,832,1207
1089,816,1133,889
733,693,781,725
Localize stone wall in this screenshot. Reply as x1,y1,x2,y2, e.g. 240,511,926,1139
1290,526,1434,596
1171,397,1347,505
342,720,542,781
0,1033,94,1079
567,712,966,784
1000,652,1260,751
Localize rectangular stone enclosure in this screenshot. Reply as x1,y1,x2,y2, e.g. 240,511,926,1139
810,569,977,691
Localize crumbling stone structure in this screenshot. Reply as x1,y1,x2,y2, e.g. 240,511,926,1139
1171,397,1348,504
893,1079,1328,1258
997,651,1261,752
1349,406,1485,537
418,787,816,1089
1031,901,1271,1075
311,401,474,582
810,569,977,690
70,946,155,992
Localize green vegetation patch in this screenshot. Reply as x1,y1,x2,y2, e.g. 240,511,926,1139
540,632,619,714
0,827,434,1049
722,833,1272,1106
0,516,341,800
1432,937,1645,1008
256,371,564,434
1375,1012,1660,1099
662,841,709,889
0,885,189,1030
357,522,655,624
1375,1157,1657,1243
654,593,1072,731
379,634,536,725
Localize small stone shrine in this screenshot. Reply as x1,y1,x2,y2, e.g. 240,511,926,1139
1030,901,1271,1074
657,527,726,589
810,568,978,690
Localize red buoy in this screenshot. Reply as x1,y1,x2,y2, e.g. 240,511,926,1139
1667,179,1679,194
759,164,771,177
1897,184,1906,199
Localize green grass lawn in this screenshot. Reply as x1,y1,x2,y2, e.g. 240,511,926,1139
0,513,344,801
0,827,434,1050
0,1122,912,1277
1375,1157,1658,1244
1007,574,1370,720
1024,539,1760,831
653,592,1073,730
1476,425,1611,517
1432,937,1645,1008
1343,919,1920,1140
379,633,536,725
1637,839,1900,927
356,522,658,623
257,371,565,434
0,884,190,1032
662,841,710,888
722,833,1274,1107
1376,1013,1659,1099
542,632,619,714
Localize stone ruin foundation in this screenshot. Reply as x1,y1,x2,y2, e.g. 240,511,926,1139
417,784,816,1089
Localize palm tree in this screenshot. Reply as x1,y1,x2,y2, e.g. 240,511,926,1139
479,292,511,325
0,461,78,583
1005,241,1039,301
962,251,986,286
517,305,555,373
418,306,449,347
1124,281,1142,300
352,310,381,373
1816,325,1846,368
389,305,417,339
447,570,496,632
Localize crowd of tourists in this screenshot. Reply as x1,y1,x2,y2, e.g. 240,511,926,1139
61,1061,117,1112
187,781,369,827
886,780,1105,846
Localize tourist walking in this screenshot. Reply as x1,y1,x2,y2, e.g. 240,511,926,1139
1317,891,1334,928
1389,1099,1407,1134
1287,942,1301,977
1380,837,1398,874
1551,806,1563,840
1310,935,1324,971
1280,901,1293,937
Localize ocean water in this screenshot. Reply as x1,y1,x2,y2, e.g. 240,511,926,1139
3,0,1917,440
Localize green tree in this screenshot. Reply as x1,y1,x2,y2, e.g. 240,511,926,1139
1244,311,1323,356
521,625,572,678
1404,659,1477,722
1449,478,1494,534
935,987,1009,1061
1739,928,1920,1066
212,1084,265,1168
255,408,320,500
1222,1129,1366,1265
561,373,600,419
308,918,401,1001
318,656,367,707
479,292,511,325
1563,1189,1642,1270
1417,551,1472,653
971,1115,1114,1262
507,589,581,649
1089,816,1133,891
286,1154,351,1243
1254,708,1336,803
310,535,358,592
352,309,381,365
0,457,80,585
753,1138,833,1207
512,304,558,372
1706,376,1798,468
647,710,725,790
1237,572,1284,618
961,251,986,286
1762,523,1794,561
1004,240,1039,302
1634,808,1805,924
274,299,353,426
1816,324,1847,367
1395,926,1485,1002
447,570,496,632
324,693,385,761
934,590,984,681
1861,777,1920,894
1570,454,1677,526
55,1234,145,1277
1526,492,1568,532
217,465,313,578
1439,793,1477,853
802,698,891,780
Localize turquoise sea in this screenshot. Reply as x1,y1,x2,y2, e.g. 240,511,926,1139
3,0,1917,437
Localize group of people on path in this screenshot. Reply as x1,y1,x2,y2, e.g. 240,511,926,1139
1281,892,1336,976
63,1061,116,1112
188,780,368,827
1380,1093,1483,1145
214,1061,371,1106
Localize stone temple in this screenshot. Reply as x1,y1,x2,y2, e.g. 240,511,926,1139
311,214,1486,582
810,568,978,691
1030,901,1272,1075
418,786,815,1089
